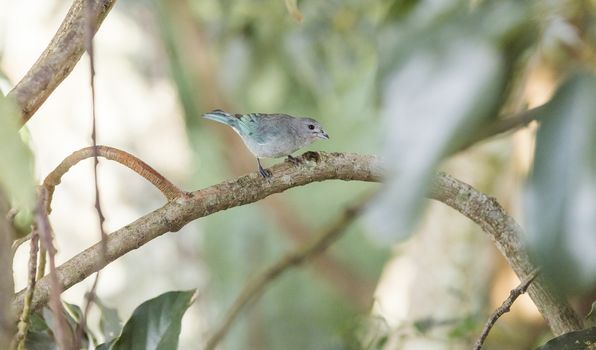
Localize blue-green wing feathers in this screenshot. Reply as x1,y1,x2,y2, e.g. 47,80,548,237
202,110,267,143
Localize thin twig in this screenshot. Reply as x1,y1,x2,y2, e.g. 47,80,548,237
473,269,540,350
458,107,542,152
11,234,31,258
43,145,184,214
12,230,39,350
36,187,72,350
74,1,106,347
204,192,374,350
35,246,46,282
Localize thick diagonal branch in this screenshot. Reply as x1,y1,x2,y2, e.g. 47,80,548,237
13,151,582,336
9,0,117,124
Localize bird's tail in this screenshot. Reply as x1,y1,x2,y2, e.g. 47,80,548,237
202,109,238,127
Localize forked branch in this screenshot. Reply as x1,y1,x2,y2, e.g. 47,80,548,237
43,145,184,213
13,151,583,337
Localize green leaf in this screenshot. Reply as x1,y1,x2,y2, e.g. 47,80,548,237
96,338,116,350
28,312,49,333
12,207,33,238
536,327,596,350
110,290,196,350
66,301,99,346
525,73,596,293
25,330,59,350
25,312,57,350
0,94,35,212
96,297,122,342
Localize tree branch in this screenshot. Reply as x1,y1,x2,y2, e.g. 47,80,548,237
43,146,184,213
8,0,118,124
204,192,373,350
474,269,539,350
12,151,582,337
0,195,15,349
36,187,72,350
12,230,39,350
429,173,584,335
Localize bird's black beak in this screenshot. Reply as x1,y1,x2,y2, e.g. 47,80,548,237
319,131,330,140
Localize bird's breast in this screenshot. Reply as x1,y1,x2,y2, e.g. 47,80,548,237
241,136,301,158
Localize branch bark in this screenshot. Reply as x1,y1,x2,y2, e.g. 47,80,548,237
43,146,184,213
12,151,582,336
429,173,584,335
8,0,117,124
0,195,15,349
474,269,539,350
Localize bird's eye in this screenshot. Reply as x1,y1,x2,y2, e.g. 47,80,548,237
308,124,315,130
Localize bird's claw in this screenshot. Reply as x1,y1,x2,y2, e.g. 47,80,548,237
258,166,272,179
286,155,302,166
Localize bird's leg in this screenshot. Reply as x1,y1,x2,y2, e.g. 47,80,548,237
286,155,302,165
257,158,271,178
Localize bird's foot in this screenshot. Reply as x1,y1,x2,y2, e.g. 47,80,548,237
285,155,302,166
258,165,272,179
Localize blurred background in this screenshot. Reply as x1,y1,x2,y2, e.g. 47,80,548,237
1,0,594,349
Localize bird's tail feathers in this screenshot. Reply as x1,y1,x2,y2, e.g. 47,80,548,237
202,109,237,126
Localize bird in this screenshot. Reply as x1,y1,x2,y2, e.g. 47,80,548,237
202,109,329,178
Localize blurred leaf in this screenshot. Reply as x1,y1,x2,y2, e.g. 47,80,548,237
63,301,83,325
110,290,196,350
535,327,596,350
25,312,57,350
29,312,50,333
525,73,596,293
63,301,96,346
284,0,303,23
0,94,35,217
25,330,58,350
413,317,435,334
587,301,596,326
96,298,122,343
367,1,535,242
447,315,478,339
366,32,504,241
96,338,116,350
12,207,33,238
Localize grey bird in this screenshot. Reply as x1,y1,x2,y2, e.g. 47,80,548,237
202,109,330,178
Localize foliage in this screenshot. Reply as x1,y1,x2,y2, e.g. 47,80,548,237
1,0,595,348
0,94,35,237
526,73,596,293
24,291,195,350
535,327,596,350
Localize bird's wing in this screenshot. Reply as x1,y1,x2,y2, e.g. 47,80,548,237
235,113,273,144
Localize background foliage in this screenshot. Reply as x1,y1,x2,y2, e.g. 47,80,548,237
1,0,595,349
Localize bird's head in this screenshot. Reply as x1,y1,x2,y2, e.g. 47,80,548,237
300,118,330,141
